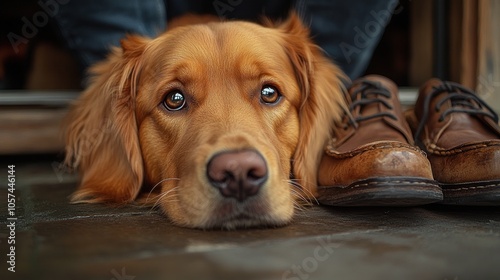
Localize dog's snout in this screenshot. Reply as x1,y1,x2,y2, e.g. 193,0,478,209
207,150,268,202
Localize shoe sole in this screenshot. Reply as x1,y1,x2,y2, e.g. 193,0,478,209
317,177,443,207
440,180,500,206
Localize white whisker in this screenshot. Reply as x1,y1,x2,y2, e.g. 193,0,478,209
285,179,318,206
290,187,309,205
146,178,180,203
148,186,180,213
290,179,319,205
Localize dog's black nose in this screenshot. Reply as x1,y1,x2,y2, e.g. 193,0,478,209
207,150,268,202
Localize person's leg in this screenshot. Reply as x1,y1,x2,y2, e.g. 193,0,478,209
53,0,166,72
165,0,290,21
295,0,398,80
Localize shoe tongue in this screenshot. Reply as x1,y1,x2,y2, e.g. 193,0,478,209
353,85,412,143
415,78,443,120
360,92,383,112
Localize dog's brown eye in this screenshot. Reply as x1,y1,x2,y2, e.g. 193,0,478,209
260,85,281,104
163,90,186,111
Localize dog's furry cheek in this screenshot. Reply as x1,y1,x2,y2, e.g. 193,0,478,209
138,119,171,183
278,110,300,172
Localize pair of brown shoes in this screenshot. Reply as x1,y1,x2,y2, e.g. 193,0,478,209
318,75,500,206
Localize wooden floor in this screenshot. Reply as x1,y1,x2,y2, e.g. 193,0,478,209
1,156,499,280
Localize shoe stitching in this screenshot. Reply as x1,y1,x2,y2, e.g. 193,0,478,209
319,179,438,189
423,140,500,155
349,180,439,189
326,141,426,158
441,182,500,192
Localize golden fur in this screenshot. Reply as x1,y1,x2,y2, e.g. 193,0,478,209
65,14,346,229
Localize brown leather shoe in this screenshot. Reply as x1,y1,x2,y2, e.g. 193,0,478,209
317,75,442,206
406,78,500,205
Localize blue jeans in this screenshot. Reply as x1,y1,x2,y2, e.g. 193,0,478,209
296,0,398,79
53,0,396,80
53,0,166,72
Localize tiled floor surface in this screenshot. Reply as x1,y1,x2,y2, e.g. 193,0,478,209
1,155,499,280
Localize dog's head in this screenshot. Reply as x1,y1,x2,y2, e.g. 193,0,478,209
65,14,346,229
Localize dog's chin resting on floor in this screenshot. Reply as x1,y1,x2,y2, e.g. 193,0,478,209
64,13,346,229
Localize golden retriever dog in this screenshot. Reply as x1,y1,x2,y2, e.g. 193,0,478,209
64,13,346,229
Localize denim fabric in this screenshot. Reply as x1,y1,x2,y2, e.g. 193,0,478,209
295,0,398,80
53,0,395,80
53,0,165,71
166,0,291,21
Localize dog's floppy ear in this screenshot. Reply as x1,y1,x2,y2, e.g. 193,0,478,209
64,35,149,203
278,13,348,198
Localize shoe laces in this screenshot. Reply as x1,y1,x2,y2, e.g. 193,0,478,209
345,80,397,129
413,81,499,142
